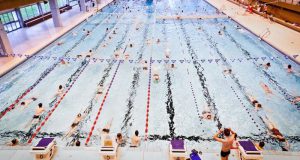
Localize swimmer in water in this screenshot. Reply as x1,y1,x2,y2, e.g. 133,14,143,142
262,117,290,151
223,69,232,74
57,41,64,46
200,105,214,120
6,138,19,146
20,97,37,110
157,39,160,43
94,84,104,101
124,53,130,60
60,59,69,65
261,62,271,70
114,50,120,59
63,113,85,139
142,60,148,70
56,85,64,98
165,48,170,59
26,103,45,127
259,82,272,94
292,96,300,104
287,64,292,73
153,73,160,82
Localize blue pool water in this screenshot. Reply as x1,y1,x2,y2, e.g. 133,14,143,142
0,0,299,152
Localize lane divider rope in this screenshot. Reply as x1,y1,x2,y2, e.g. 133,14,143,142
85,61,121,145
144,57,152,140
27,61,90,144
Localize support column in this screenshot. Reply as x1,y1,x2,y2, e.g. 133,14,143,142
49,0,63,27
79,0,87,12
15,8,24,28
0,21,13,56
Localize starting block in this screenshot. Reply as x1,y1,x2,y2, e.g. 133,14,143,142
99,139,118,160
169,139,187,160
31,138,56,160
238,140,263,160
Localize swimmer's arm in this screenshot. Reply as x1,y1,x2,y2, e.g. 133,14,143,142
213,130,225,143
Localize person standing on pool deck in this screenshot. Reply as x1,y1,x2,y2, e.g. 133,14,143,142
213,128,236,160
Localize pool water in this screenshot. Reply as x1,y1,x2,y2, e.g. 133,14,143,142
0,0,299,152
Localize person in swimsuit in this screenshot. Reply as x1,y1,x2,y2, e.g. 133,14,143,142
287,64,293,73
20,97,37,109
116,133,124,146
260,82,272,94
142,61,148,70
26,103,45,127
63,113,83,139
213,128,236,160
6,138,19,146
56,85,64,98
130,130,141,147
124,53,130,60
261,62,271,70
165,48,170,59
153,73,160,82
200,105,214,120
223,69,232,74
263,116,290,151
292,96,300,104
98,119,113,146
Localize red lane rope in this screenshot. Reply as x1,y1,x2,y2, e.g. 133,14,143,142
27,62,89,144
144,57,152,140
85,61,121,145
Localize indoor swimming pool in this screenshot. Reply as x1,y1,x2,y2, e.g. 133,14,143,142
0,0,299,153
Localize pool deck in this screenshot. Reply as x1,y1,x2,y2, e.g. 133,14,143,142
0,146,299,160
206,0,300,64
0,0,114,77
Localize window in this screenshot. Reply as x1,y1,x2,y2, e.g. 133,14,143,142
57,0,68,7
69,0,78,6
0,11,21,32
40,2,51,13
20,4,41,21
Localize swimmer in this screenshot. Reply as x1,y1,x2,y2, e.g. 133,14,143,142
116,133,124,146
56,85,64,98
94,84,104,101
218,30,222,35
86,30,91,36
260,82,272,94
26,103,45,128
261,62,271,69
142,60,148,70
131,130,141,147
223,69,232,74
157,38,160,43
57,41,64,46
6,138,19,146
124,53,130,60
165,48,170,59
86,49,93,57
60,59,69,65
171,63,175,69
114,51,120,59
113,30,116,34
200,105,214,120
63,113,84,139
292,96,300,104
20,97,37,109
213,128,236,160
153,73,160,82
129,43,133,48
248,95,263,111
106,28,109,32
98,119,113,146
263,117,289,151
72,32,77,37
287,64,292,73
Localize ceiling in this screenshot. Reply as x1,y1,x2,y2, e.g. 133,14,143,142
0,0,43,12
